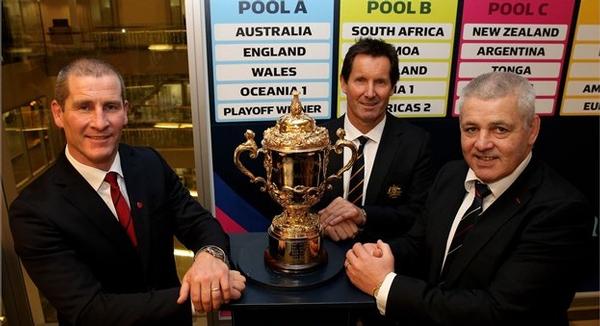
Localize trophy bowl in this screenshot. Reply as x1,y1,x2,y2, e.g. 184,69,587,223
234,92,357,273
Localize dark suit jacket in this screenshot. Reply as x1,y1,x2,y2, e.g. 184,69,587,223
9,144,229,326
385,159,591,326
317,113,435,242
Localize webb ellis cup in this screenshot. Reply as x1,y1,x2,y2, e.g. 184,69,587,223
234,92,357,273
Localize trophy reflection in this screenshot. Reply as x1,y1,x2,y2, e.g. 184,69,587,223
234,92,357,273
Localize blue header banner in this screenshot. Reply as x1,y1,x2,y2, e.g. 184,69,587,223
208,0,335,123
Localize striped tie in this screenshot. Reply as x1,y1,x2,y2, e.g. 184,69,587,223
441,181,491,278
347,136,368,205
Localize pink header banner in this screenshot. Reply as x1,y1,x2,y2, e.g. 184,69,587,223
453,0,577,116
462,0,575,24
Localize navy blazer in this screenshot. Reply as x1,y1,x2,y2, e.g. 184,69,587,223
9,144,229,325
385,159,591,326
317,113,435,242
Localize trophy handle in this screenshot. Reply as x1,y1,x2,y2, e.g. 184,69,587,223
233,130,267,191
326,128,358,185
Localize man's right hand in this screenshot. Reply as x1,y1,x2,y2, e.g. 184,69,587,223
319,197,365,227
323,220,359,241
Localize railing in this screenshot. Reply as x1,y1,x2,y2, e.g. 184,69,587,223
4,28,188,64
121,127,193,149
89,29,187,49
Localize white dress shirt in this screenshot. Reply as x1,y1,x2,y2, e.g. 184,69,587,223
65,145,130,220
342,114,386,206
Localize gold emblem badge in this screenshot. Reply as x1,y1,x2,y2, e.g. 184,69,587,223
387,185,402,199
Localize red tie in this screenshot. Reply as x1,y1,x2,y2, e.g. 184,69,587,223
104,172,138,247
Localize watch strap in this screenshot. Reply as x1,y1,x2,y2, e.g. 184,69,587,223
195,245,230,268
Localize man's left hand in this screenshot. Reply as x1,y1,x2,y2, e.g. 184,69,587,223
177,252,230,312
345,240,394,296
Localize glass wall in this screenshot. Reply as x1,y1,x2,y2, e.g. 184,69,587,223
1,0,201,323
2,97,64,189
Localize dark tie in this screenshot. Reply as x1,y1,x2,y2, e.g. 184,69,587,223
104,172,138,247
441,181,491,278
347,136,368,205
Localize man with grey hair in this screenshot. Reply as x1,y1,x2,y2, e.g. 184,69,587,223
344,72,591,325
9,58,245,325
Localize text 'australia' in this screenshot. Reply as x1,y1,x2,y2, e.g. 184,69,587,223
236,26,312,37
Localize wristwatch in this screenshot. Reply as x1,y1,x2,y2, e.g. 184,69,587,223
196,245,229,267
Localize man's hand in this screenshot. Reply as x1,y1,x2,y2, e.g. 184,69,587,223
345,240,394,296
323,220,359,241
319,197,366,228
177,252,230,312
229,270,246,300
362,242,384,258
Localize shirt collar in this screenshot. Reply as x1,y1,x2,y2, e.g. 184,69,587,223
464,152,532,198
65,144,124,191
343,114,386,144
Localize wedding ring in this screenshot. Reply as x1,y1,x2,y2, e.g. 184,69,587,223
211,287,220,291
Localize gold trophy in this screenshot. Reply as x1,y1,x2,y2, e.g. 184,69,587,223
234,92,357,273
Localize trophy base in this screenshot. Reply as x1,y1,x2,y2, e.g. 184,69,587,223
264,224,327,274
264,247,327,274
236,234,344,289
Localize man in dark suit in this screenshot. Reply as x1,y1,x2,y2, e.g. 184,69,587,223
9,58,245,325
318,38,435,242
344,72,592,325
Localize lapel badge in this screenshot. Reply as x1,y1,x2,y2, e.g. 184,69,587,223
387,185,402,199
136,201,143,209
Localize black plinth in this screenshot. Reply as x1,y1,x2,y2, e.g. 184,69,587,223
227,233,375,326
237,235,344,288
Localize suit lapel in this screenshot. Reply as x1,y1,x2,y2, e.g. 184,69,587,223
53,154,135,253
365,115,404,204
443,160,542,283
119,145,152,278
429,164,469,282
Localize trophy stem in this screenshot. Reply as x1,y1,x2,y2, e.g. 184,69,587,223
284,205,310,222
